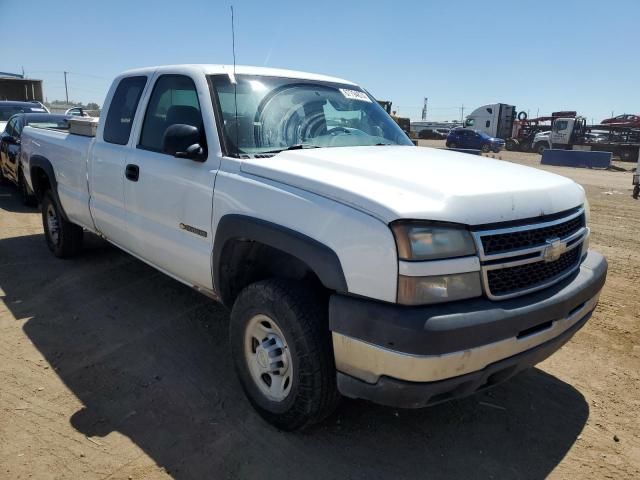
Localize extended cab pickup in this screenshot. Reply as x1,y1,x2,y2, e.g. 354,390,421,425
21,65,607,431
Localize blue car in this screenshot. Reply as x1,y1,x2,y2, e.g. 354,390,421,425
446,128,505,153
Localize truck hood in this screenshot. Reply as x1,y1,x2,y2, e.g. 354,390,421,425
240,146,584,225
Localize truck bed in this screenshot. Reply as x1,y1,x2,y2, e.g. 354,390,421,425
22,126,96,229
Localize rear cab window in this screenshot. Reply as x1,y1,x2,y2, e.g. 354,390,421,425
103,76,147,145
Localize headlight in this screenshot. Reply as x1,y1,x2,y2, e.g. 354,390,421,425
391,222,476,260
398,272,482,305
391,222,481,305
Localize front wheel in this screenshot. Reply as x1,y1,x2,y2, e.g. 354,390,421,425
448,142,457,149
535,142,547,155
41,190,83,258
492,147,501,153
481,143,491,153
230,279,339,431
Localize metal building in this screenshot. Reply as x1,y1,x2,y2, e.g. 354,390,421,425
0,73,44,102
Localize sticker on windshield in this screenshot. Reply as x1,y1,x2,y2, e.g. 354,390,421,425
339,88,371,103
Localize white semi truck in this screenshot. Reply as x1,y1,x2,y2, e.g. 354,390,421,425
19,64,607,430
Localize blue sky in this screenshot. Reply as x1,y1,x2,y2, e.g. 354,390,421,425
2,0,637,122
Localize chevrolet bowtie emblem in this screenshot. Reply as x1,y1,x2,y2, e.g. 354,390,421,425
542,238,567,262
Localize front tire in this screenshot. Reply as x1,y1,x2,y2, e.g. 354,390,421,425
41,190,83,258
448,142,457,149
535,142,547,155
481,143,491,153
230,279,339,431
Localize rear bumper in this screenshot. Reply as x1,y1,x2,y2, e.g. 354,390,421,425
330,250,607,408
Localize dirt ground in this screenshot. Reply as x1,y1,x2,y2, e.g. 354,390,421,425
1,146,639,480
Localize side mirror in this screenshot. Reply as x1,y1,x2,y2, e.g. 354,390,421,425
5,136,19,145
162,124,204,161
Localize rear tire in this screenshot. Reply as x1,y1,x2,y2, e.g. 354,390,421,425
535,142,547,155
41,190,83,258
230,279,340,431
448,142,457,149
619,148,634,162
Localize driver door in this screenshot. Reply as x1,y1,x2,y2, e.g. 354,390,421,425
551,119,572,147
123,73,218,290
2,116,23,182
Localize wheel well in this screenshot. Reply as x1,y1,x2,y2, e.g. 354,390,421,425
29,166,51,201
217,239,325,307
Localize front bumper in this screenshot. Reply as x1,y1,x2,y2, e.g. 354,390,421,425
330,250,607,408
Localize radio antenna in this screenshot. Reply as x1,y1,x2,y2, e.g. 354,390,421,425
230,5,239,156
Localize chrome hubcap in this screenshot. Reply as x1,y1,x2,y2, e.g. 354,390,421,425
244,314,293,402
46,204,60,245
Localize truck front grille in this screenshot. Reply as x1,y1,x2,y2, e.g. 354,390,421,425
481,214,585,255
486,246,581,296
472,208,588,300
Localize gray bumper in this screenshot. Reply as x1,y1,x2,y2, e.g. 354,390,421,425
331,250,607,408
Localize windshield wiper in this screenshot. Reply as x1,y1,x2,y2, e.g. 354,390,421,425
262,144,322,154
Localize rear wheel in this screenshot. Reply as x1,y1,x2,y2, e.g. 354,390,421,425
448,142,457,149
492,146,501,153
619,148,634,161
633,185,639,199
18,169,37,206
505,139,516,151
230,279,339,431
41,190,83,258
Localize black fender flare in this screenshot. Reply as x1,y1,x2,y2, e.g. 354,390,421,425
29,155,69,220
212,214,348,300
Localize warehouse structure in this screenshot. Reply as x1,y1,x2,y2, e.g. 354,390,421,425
0,72,44,102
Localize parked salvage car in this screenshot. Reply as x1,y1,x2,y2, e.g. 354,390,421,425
418,128,447,140
20,64,606,431
446,128,505,152
0,101,49,133
600,113,640,127
0,113,70,205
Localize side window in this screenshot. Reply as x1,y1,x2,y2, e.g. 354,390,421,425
553,120,568,133
103,76,147,145
485,120,491,128
14,117,25,136
139,75,206,154
5,118,16,137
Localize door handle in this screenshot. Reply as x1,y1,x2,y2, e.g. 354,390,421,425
125,164,139,182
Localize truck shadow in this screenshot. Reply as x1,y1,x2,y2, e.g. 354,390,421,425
0,182,39,214
0,233,589,480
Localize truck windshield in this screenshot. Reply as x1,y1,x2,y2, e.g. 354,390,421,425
209,74,413,156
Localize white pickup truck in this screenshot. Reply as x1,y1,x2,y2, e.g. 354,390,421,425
20,64,607,431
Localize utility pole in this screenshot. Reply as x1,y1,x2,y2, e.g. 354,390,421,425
421,97,428,121
460,104,464,124
64,71,69,104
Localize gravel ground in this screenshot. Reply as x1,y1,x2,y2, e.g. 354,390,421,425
1,147,639,479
